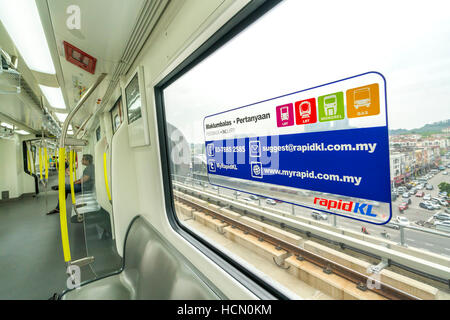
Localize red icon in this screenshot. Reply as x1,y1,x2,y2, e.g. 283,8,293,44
295,98,317,125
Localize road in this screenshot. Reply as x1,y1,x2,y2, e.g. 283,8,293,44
181,168,450,256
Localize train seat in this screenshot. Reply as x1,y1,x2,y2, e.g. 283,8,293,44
73,192,100,214
60,216,219,300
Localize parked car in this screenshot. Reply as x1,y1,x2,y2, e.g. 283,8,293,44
416,184,424,190
266,198,276,205
423,194,431,201
435,221,450,232
443,171,448,175
311,211,328,220
429,201,441,210
233,191,241,196
385,223,400,230
398,187,406,193
396,216,410,225
415,191,424,197
439,191,448,198
402,192,410,198
433,198,448,206
425,184,433,190
249,195,259,200
398,202,409,212
433,212,450,221
419,202,434,210
403,198,412,205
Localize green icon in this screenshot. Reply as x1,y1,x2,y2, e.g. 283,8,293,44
318,91,345,122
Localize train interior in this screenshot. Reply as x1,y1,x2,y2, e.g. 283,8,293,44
0,0,449,300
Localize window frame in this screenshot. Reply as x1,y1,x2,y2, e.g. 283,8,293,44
110,96,123,134
154,0,288,300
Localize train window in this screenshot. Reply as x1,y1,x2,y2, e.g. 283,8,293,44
110,97,123,133
114,115,120,131
96,126,101,142
159,0,450,299
125,74,142,124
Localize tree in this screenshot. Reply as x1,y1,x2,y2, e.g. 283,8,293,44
438,182,450,194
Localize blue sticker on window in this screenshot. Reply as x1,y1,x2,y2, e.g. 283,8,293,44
204,72,391,225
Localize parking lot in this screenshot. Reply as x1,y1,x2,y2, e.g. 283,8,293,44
392,168,450,228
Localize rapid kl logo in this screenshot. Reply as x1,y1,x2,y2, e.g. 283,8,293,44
314,197,377,217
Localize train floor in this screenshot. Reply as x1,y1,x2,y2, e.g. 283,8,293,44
0,172,122,299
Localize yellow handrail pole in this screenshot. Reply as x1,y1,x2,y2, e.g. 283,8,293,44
31,146,36,174
44,148,49,180
27,143,31,173
69,150,76,204
39,147,43,180
103,152,112,201
54,148,58,170
73,151,77,180
58,148,71,262
58,73,107,265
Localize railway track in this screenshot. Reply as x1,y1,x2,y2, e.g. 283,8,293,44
175,194,421,300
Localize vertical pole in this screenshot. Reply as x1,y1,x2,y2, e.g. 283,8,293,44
58,148,71,262
31,146,36,174
333,214,337,227
400,226,406,246
103,152,112,201
69,150,76,205
44,148,49,181
27,143,32,173
291,204,295,215
39,147,43,180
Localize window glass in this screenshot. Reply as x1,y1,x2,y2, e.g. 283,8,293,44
162,0,450,299
96,126,101,142
114,115,120,131
125,74,142,124
111,97,123,133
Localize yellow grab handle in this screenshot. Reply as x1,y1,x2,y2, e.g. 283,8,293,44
103,152,112,201
39,148,43,180
58,148,71,262
44,148,49,180
69,150,75,204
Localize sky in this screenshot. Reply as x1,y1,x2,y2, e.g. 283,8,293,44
164,0,450,143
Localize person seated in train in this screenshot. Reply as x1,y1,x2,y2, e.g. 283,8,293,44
47,154,95,215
